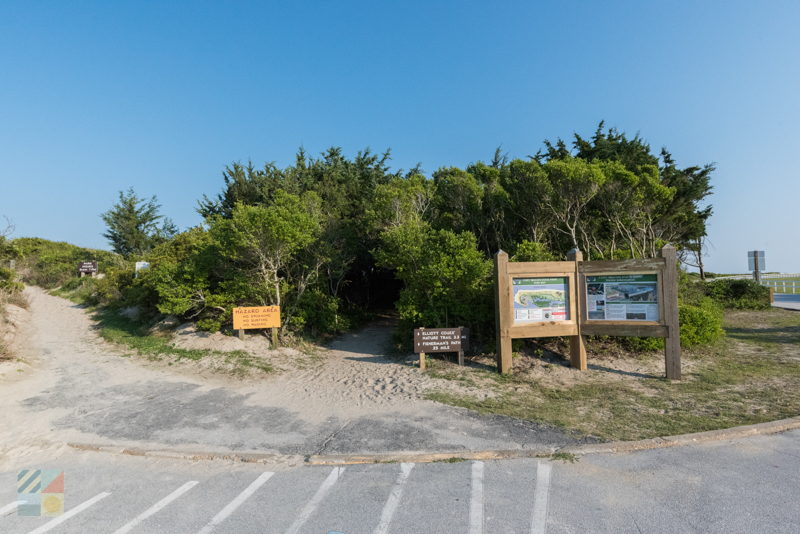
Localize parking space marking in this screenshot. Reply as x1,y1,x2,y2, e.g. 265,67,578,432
469,461,484,534
26,492,111,534
1,500,24,517
530,461,552,534
372,463,414,534
113,480,199,534
285,467,346,534
197,472,274,534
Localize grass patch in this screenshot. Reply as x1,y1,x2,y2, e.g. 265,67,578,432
95,309,274,375
95,309,205,361
426,308,800,442
549,452,578,463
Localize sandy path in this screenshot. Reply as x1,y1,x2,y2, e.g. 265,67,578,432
0,287,583,459
270,319,449,411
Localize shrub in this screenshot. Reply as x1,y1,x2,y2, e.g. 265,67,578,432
295,288,347,337
621,272,725,351
704,279,770,309
679,297,725,346
375,222,493,343
0,267,23,293
12,238,121,288
136,227,231,326
511,241,557,262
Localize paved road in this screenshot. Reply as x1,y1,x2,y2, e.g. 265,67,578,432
773,293,800,311
1,429,799,534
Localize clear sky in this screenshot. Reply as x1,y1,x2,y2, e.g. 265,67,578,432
1,1,798,273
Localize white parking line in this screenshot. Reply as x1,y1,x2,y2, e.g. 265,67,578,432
26,492,111,534
197,472,274,534
372,463,414,534
113,480,199,534
1,501,23,517
285,467,345,534
530,461,553,534
469,461,485,534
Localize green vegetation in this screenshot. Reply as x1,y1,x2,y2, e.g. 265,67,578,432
704,278,771,309
549,452,578,463
94,309,274,375
12,237,121,288
427,308,800,441
9,124,721,352
0,228,26,359
101,188,177,257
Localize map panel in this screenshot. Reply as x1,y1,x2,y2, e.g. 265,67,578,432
512,277,569,323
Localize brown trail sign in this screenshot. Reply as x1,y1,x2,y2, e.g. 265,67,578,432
494,245,681,379
413,327,469,370
78,261,98,277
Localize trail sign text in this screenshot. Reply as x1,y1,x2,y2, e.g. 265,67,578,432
78,261,98,274
232,306,281,330
414,327,469,353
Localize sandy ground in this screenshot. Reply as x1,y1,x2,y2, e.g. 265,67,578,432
0,287,584,460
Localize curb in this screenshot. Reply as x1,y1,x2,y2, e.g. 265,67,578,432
65,416,800,466
561,415,800,456
66,443,304,466
306,447,556,466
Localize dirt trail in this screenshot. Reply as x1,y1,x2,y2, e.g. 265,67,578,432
0,287,584,459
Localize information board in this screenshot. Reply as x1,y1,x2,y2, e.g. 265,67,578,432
413,327,469,353
512,277,569,323
586,274,659,321
78,261,98,273
232,306,281,330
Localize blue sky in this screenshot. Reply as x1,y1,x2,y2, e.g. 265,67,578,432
1,1,798,273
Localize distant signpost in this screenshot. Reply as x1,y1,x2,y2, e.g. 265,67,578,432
748,250,765,283
232,305,281,347
78,261,98,277
413,327,469,370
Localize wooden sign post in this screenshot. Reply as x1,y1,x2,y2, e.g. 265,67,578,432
77,261,98,278
495,244,681,379
232,306,281,348
413,327,469,370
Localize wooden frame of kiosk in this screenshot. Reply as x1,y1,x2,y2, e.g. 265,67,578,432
495,245,681,380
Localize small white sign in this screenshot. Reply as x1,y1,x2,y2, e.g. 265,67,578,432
135,261,150,272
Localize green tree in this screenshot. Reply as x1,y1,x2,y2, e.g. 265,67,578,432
537,122,714,263
138,227,229,323
209,191,324,332
374,219,493,337
101,188,177,257
538,157,607,256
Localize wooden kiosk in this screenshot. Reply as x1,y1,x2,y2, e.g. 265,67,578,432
494,245,681,379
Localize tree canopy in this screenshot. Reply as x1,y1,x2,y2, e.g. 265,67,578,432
90,123,715,342
101,188,177,257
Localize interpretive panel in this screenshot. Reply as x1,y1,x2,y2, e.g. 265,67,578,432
586,274,659,321
512,277,569,323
